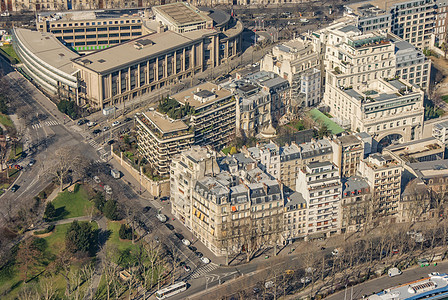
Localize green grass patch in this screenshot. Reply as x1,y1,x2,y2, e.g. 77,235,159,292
0,45,20,62
222,146,232,155
289,119,306,131
0,113,14,130
8,143,22,160
106,220,139,264
442,95,448,103
51,185,93,220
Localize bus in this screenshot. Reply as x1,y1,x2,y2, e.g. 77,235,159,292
155,282,187,299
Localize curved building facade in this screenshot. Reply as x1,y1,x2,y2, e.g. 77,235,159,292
12,28,80,103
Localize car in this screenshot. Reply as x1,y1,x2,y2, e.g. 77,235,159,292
143,206,151,213
103,126,110,131
92,129,101,134
332,249,339,256
300,277,311,284
388,267,402,277
183,265,191,272
86,121,97,127
112,121,120,127
154,236,160,243
253,287,260,294
28,159,36,167
124,117,133,122
104,185,112,195
160,196,169,202
93,176,101,183
76,119,89,126
156,214,167,222
320,247,326,250
165,223,174,230
392,248,400,254
175,233,184,240
265,281,274,289
430,272,441,277
182,239,191,246
188,245,197,252
11,184,20,192
14,164,23,170
200,257,210,264
107,139,115,145
195,251,203,258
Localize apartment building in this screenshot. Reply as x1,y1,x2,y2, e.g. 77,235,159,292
182,172,284,257
407,159,448,196
435,0,448,45
340,176,371,233
37,10,148,52
433,120,448,144
324,78,425,147
170,146,220,229
399,178,433,222
261,38,321,109
135,111,194,177
136,82,235,176
222,80,272,137
347,0,437,49
284,192,307,242
244,139,333,191
296,161,342,238
359,153,403,221
331,134,364,178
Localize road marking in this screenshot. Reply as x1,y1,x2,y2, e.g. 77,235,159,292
190,263,219,279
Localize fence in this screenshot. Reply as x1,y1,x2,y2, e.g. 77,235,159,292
110,147,170,197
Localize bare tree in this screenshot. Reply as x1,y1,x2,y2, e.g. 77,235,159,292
39,274,57,300
47,147,83,191
16,238,41,282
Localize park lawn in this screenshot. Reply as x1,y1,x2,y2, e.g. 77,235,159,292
106,220,140,263
0,45,20,62
0,113,14,130
442,95,448,103
8,143,22,160
51,185,93,219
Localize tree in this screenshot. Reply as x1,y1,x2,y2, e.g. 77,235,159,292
65,220,96,256
93,192,106,212
229,146,238,155
103,199,118,220
47,147,83,191
16,238,41,282
44,202,57,221
317,124,330,139
119,224,133,240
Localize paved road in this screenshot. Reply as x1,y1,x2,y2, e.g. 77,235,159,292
325,261,448,300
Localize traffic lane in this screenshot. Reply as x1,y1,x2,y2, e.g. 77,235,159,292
325,260,448,300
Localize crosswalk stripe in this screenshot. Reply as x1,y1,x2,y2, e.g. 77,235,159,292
190,263,219,279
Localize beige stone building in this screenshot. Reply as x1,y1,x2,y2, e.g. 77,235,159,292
340,176,371,233
358,153,403,221
330,134,364,178
283,192,307,242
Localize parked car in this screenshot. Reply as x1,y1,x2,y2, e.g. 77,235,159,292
200,257,210,264
175,233,184,240
165,224,174,230
332,249,339,256
107,139,115,145
388,267,402,277
195,252,203,258
183,265,191,272
86,121,97,127
188,245,197,252
112,121,120,127
265,281,274,289
156,214,167,222
92,129,101,134
253,287,260,294
10,184,19,192
160,196,169,202
124,117,133,122
28,159,36,166
182,239,191,246
111,169,120,179
77,119,88,126
102,126,110,131
143,206,151,213
104,185,112,195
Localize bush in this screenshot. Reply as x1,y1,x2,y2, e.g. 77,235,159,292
57,100,79,119
74,183,80,193
119,224,133,240
33,224,55,235
65,220,97,256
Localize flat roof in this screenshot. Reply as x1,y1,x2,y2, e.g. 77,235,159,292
338,134,361,146
348,0,414,12
171,82,232,109
73,28,216,74
153,2,211,26
141,111,188,133
14,28,80,75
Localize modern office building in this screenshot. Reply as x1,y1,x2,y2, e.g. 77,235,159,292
296,161,342,239
12,28,80,103
261,38,321,109
324,78,425,147
136,82,235,176
359,153,403,222
37,10,149,52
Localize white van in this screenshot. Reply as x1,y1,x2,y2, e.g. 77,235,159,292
156,214,167,222
388,267,402,277
111,169,120,179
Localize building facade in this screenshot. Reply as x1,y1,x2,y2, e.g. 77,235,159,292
283,192,307,242
331,134,364,178
340,176,371,233
12,28,80,102
433,120,448,144
296,161,342,238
